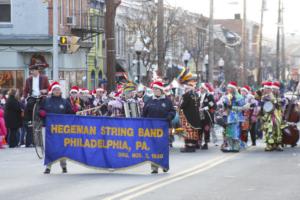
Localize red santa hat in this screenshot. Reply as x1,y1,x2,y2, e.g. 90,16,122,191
91,89,96,96
70,86,79,94
150,81,165,91
81,88,89,94
241,85,251,93
227,81,238,90
262,81,273,89
272,81,280,90
199,83,214,93
48,81,61,93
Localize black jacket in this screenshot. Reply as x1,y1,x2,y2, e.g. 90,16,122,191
4,95,23,129
143,95,175,125
40,95,74,115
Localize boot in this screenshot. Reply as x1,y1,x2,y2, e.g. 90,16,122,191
201,143,208,150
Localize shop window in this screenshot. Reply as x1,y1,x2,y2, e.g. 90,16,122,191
16,71,24,93
0,0,11,23
76,71,85,87
0,70,24,92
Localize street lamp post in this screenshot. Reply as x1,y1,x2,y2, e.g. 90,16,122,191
182,50,191,68
134,38,144,83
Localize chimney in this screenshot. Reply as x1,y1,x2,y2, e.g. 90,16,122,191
234,13,241,20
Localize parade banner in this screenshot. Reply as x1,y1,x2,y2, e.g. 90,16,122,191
44,114,169,170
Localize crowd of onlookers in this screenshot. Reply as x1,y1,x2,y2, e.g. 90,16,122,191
0,88,26,149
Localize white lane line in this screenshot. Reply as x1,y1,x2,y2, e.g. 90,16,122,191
103,155,235,200
121,155,235,200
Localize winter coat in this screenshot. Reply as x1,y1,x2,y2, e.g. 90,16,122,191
0,108,7,136
4,95,23,129
40,95,74,115
143,95,175,126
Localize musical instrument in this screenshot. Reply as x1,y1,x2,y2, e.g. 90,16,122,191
76,105,107,116
282,96,300,146
124,101,141,118
263,101,274,113
282,122,299,147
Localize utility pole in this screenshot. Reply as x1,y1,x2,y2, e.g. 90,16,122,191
242,0,247,85
276,0,282,80
281,0,286,81
105,0,121,92
208,0,214,82
52,0,59,81
257,0,265,85
157,0,165,77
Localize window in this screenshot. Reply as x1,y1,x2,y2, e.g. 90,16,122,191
0,0,11,23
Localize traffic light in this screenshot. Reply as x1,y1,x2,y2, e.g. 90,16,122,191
69,36,80,53
59,36,81,54
59,36,68,53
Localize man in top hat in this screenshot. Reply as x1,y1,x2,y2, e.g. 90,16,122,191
197,83,216,150
23,63,50,147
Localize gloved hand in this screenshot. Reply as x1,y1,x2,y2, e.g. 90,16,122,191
39,110,47,118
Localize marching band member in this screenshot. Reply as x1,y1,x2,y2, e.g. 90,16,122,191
178,68,201,152
39,82,73,174
135,84,147,112
197,83,216,150
79,88,92,110
221,81,246,152
67,86,82,113
107,86,124,117
143,80,175,174
240,85,255,146
261,81,283,151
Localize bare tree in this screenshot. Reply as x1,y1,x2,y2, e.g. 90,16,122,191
124,2,187,83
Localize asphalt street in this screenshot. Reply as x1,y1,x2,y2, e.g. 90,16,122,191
1,134,300,200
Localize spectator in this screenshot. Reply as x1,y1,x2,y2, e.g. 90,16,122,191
0,106,7,149
4,89,23,148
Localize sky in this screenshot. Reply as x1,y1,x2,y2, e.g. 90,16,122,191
166,0,300,41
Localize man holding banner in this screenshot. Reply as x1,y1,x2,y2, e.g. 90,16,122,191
39,82,73,174
143,80,175,174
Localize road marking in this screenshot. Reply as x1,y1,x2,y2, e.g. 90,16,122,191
103,154,237,200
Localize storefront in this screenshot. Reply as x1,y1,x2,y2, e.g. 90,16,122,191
0,70,24,92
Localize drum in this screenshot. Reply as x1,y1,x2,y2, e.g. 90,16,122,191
263,101,274,113
282,125,299,147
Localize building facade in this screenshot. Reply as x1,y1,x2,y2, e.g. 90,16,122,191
0,0,104,92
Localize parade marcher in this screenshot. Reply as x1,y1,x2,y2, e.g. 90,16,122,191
143,80,175,174
260,81,284,151
4,89,23,148
107,85,124,117
39,82,73,174
79,88,92,110
92,88,108,116
178,68,202,152
221,81,246,152
197,83,216,150
240,85,256,146
123,82,141,117
67,86,82,113
23,62,49,147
